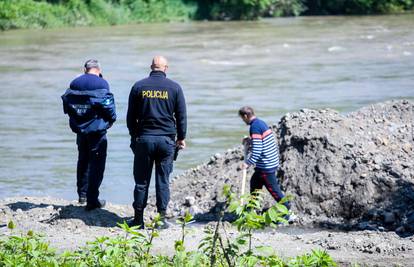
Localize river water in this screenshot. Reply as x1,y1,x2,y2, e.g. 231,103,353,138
0,15,413,204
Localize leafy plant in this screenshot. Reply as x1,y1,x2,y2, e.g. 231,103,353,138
288,249,337,267
0,223,58,266
175,211,194,252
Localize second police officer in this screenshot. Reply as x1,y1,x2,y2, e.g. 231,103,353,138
127,56,187,229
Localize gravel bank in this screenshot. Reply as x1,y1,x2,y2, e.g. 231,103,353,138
1,196,413,266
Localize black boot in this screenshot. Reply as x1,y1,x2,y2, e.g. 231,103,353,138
128,210,144,229
157,211,171,229
85,199,106,211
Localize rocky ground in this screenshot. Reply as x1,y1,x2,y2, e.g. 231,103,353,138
1,196,413,266
1,100,413,266
166,100,414,236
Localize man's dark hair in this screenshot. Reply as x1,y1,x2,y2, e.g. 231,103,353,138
84,59,100,72
238,106,255,117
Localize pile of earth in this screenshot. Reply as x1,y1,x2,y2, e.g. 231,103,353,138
160,100,414,235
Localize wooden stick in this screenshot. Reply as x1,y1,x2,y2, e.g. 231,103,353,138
241,136,250,205
241,168,247,205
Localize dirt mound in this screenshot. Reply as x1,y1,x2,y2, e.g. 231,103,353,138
167,100,414,234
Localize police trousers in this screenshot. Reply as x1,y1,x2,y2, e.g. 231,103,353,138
132,135,174,212
76,132,107,205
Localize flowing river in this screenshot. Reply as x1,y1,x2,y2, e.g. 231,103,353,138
0,15,413,204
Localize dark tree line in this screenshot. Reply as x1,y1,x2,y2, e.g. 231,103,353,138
193,0,413,20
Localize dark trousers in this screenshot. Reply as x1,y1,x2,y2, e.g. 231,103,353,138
76,132,107,205
250,169,290,209
132,135,174,212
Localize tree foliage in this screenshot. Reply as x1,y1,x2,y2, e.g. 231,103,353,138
0,0,195,30
195,0,306,20
1,0,413,30
303,0,413,15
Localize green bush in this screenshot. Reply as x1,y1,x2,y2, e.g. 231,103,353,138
0,222,58,266
123,0,196,22
0,0,65,30
0,0,196,30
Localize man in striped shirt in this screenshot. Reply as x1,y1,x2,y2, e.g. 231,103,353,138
239,106,290,209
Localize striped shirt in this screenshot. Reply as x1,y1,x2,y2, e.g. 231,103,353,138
245,118,279,172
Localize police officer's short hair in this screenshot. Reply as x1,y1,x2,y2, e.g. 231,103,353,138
84,59,100,71
238,106,255,117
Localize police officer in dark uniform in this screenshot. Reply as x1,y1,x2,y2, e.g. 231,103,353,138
62,59,116,211
127,56,187,228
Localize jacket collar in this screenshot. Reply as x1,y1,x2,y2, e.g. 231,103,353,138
150,71,166,78
249,117,257,125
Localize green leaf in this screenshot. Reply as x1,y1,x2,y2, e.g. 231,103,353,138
275,203,289,214
255,245,274,256
7,220,15,230
152,231,160,238
184,211,193,223
267,207,280,222
236,238,247,245
228,201,240,212
223,184,231,195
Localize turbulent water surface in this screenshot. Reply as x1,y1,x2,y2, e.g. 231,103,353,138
0,15,413,204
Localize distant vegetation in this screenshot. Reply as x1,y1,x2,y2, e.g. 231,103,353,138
0,0,413,30
0,0,196,30
303,0,414,15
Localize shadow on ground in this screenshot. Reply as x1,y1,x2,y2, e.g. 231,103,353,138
6,201,130,227
315,180,414,238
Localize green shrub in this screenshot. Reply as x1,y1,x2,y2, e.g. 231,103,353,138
0,223,58,266
122,0,196,22
0,0,196,30
0,0,65,30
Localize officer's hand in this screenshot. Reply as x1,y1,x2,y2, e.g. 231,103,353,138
176,140,186,149
241,162,249,170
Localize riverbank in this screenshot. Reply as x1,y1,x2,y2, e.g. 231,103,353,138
1,196,413,266
1,100,414,265
1,0,413,30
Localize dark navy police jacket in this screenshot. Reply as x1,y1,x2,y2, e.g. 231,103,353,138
62,73,116,134
127,71,187,140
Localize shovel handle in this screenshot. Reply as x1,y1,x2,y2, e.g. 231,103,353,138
241,168,247,205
